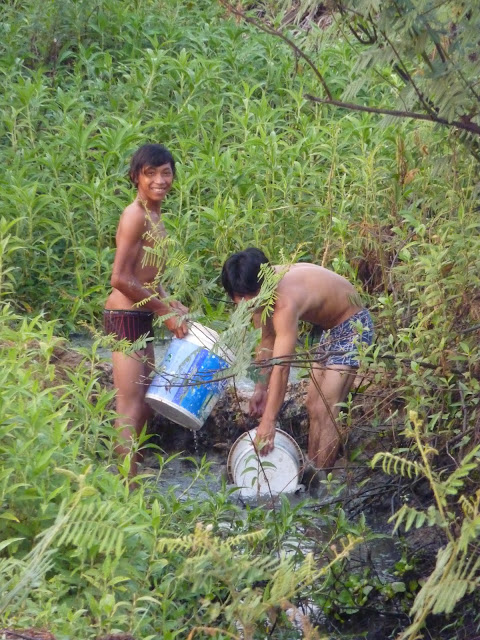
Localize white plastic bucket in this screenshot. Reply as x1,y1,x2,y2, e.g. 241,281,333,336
145,322,233,430
227,428,304,498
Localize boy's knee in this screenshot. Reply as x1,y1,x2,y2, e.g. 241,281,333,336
116,395,148,420
306,395,328,420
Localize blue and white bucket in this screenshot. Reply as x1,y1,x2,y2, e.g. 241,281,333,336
145,322,233,430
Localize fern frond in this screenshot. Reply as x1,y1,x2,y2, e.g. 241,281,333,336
371,452,425,478
0,550,54,613
257,263,286,324
430,578,472,615
223,528,268,548
399,542,480,639
459,491,480,519
55,501,135,556
156,525,267,554
268,553,315,603
389,503,440,534
442,445,480,496
457,514,480,553
142,244,166,269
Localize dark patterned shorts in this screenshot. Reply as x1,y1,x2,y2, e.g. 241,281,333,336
103,309,154,344
317,308,374,367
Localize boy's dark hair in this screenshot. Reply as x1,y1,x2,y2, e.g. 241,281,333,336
221,248,271,300
129,144,176,186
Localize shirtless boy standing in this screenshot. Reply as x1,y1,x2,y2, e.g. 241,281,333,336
221,248,373,473
105,144,188,476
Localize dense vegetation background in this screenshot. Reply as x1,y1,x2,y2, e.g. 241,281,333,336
0,1,479,639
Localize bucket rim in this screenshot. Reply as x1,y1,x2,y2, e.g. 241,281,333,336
144,392,204,430
226,427,304,484
183,322,235,364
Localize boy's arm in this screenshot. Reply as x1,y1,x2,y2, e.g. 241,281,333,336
157,282,189,315
254,306,298,455
249,310,275,417
110,207,187,337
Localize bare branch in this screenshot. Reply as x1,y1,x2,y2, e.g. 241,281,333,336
220,0,480,139
382,32,438,118
303,94,480,136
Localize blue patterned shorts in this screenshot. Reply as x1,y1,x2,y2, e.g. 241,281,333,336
317,308,374,368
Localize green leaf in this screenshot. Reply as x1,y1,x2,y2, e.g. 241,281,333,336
0,537,24,552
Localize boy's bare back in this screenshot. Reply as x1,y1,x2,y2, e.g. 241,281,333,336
273,263,362,329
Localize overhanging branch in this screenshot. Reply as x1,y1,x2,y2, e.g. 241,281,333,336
304,94,480,136
220,0,480,139
219,0,332,100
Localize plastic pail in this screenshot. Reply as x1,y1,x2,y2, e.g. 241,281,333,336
145,322,232,430
227,428,304,498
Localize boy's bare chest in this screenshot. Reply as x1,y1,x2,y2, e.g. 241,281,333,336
142,218,166,249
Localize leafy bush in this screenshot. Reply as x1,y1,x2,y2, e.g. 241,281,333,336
0,306,371,638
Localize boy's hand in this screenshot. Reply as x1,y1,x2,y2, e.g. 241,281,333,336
249,388,268,417
162,300,189,338
164,314,188,339
254,420,275,456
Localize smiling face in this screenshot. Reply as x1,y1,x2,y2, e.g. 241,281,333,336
136,162,174,207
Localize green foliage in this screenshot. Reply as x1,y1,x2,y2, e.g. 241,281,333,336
155,523,361,639
3,0,477,331
0,306,369,638
0,217,24,298
218,3,480,636
333,0,480,133
237,1,480,147
0,0,479,638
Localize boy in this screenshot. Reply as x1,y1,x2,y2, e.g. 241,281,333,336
104,144,188,476
221,248,373,473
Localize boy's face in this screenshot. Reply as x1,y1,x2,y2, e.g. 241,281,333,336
233,294,255,305
136,163,174,203
233,293,264,314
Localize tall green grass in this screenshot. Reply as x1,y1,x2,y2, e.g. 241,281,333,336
2,0,477,332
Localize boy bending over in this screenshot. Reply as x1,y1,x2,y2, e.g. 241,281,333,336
105,144,188,476
221,248,373,472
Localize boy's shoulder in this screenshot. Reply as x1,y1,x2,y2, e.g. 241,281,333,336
117,199,149,225
122,199,146,218
115,200,151,238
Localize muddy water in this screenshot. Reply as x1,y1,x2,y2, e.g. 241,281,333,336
72,334,393,509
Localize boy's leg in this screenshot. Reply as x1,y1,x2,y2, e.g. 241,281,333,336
305,364,356,470
111,341,154,475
